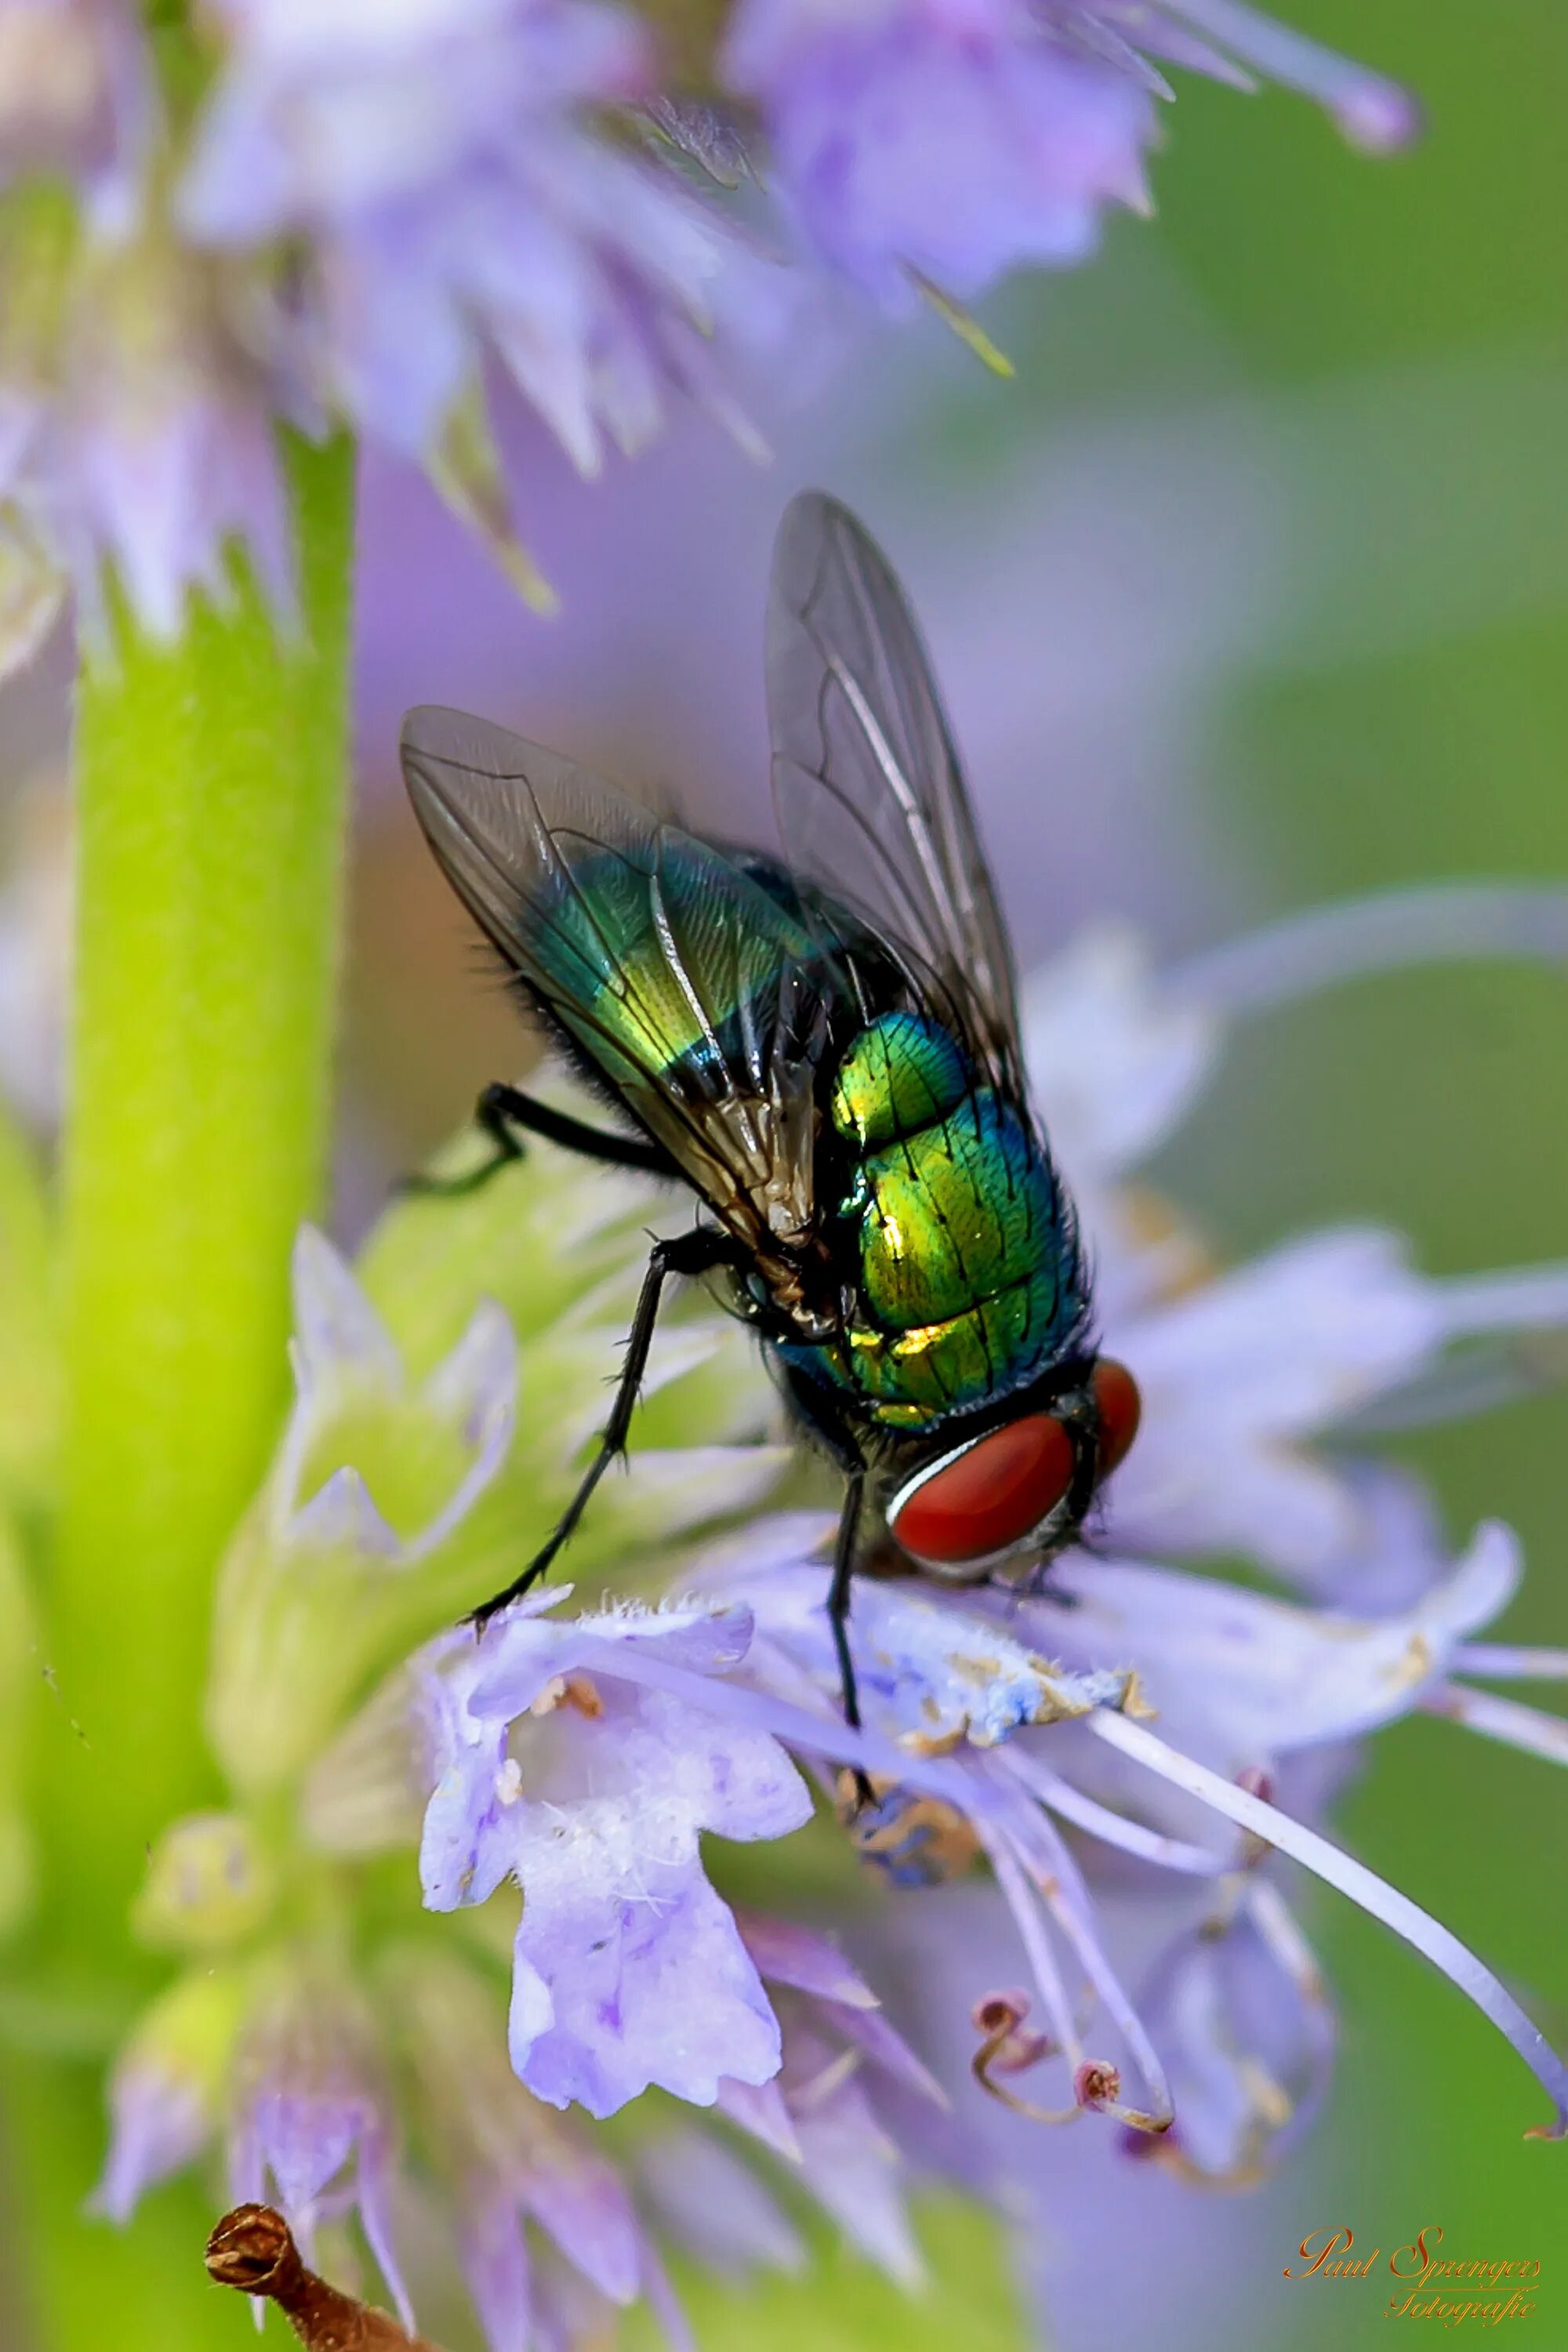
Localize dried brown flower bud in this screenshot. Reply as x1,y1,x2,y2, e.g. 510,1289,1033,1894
205,2205,444,2351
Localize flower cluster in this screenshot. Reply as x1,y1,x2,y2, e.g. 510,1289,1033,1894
0,0,1415,652
93,888,1568,2350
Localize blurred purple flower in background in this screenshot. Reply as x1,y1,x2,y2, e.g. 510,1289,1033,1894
721,0,1416,312
227,1963,414,2326
0,0,151,231
179,0,789,487
723,0,1158,308
0,0,1417,647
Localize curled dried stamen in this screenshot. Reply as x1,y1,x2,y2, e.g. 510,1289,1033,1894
205,2205,440,2350
1073,2060,1122,2111
971,1992,1078,2125
972,1988,1054,2074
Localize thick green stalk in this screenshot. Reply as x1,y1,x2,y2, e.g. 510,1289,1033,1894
50,429,355,1926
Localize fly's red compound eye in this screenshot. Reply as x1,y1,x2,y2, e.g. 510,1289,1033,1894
889,1414,1076,1569
1091,1357,1142,1475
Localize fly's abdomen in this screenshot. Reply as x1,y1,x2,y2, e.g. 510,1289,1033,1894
806,1012,1082,1428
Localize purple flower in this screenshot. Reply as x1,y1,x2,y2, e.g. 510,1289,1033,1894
93,1968,249,2222
180,0,789,477
94,883,1568,2347
228,1962,414,2327
0,0,153,233
721,0,1417,310
726,1912,948,2282
390,1944,695,2352
420,1592,814,2116
0,212,292,648
1132,1878,1334,2183
206,1224,520,1796
95,2067,210,2224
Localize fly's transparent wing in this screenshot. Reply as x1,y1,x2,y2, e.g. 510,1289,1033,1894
401,705,833,1258
766,491,1023,1085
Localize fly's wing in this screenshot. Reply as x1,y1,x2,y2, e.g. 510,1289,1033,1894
401,706,833,1258
767,491,1024,1088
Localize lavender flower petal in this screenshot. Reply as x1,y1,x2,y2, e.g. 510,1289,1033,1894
180,0,787,478
227,1967,413,2321
636,2127,805,2279
1037,1519,1520,1769
724,0,1156,310
93,2061,210,2223
0,0,154,233
422,1597,812,2118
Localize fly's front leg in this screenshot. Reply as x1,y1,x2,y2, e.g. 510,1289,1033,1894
465,1225,731,1628
825,1468,876,1810
404,1080,673,1198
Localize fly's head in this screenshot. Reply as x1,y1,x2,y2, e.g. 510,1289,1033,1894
882,1358,1142,1585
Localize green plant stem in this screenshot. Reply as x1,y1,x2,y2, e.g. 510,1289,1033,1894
49,428,355,1932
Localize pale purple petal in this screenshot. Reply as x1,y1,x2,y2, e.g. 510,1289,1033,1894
461,2193,533,2352
783,2037,922,2285
227,1976,414,2325
0,0,154,234
288,1224,402,1418
716,1559,1137,1748
636,2127,806,2279
715,2073,802,2161
1037,1520,1520,1769
735,1911,879,2009
1136,1883,1334,2179
1421,1679,1568,1769
1168,884,1568,1020
521,2136,643,2303
507,1825,785,2118
1100,1228,1497,1576
1022,924,1218,1187
92,2061,209,2223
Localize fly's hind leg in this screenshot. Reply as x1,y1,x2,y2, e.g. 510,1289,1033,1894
403,1080,673,1198
464,1225,732,1630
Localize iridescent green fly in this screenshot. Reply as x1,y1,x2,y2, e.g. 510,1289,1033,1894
401,493,1141,1736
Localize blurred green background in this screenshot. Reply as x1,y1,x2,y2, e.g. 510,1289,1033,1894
3,0,1566,2343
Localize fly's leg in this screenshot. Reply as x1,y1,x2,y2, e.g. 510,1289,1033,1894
404,1080,673,1198
465,1225,731,1628
826,1468,876,1810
